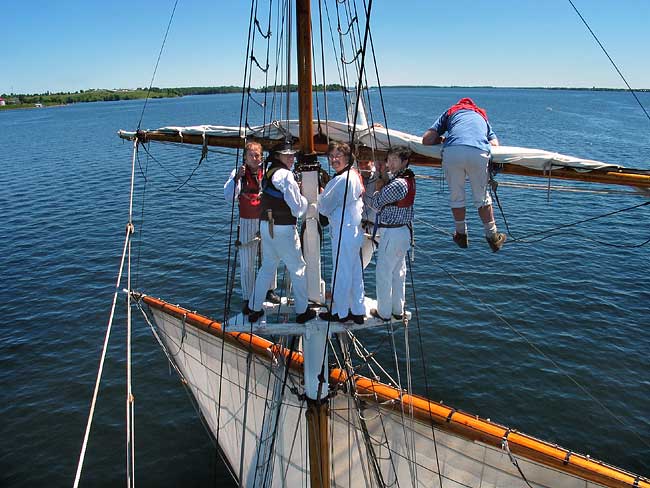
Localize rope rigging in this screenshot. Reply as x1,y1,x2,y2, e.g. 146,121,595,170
410,239,650,453
94,0,650,486
567,0,650,124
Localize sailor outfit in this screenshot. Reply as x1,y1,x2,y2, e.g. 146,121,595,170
360,167,379,269
224,165,277,302
369,169,415,319
249,161,309,314
318,166,365,318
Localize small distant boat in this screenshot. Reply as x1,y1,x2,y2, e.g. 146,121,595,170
34,103,43,108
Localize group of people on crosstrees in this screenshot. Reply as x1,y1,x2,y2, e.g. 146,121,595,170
224,97,505,325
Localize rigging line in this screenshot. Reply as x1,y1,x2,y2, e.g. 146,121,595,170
260,336,301,486
413,216,453,238
406,253,445,488
134,300,239,485
567,0,650,123
317,0,331,142
173,150,206,192
136,0,179,131
284,0,292,129
315,162,357,402
237,351,254,488
138,143,220,197
336,334,390,488
387,319,417,487
363,0,391,145
492,181,650,244
133,149,150,290
333,0,353,118
126,185,135,488
261,0,274,130
73,142,138,488
322,0,348,126
267,0,285,130
348,0,373,146
419,245,650,452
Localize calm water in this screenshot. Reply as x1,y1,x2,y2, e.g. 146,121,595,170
1,88,649,486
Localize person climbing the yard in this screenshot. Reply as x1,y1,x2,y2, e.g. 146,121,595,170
421,97,506,252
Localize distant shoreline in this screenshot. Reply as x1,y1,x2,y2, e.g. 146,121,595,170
1,85,647,110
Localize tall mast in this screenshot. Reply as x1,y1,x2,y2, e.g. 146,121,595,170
296,1,330,487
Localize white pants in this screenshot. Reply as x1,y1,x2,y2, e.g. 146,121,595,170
360,222,377,270
442,145,492,208
330,224,365,317
375,226,410,318
251,221,308,314
238,218,276,301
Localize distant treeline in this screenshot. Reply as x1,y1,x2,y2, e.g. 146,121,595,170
0,84,347,109
2,84,646,110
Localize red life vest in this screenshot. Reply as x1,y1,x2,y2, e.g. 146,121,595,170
394,170,416,208
239,165,263,219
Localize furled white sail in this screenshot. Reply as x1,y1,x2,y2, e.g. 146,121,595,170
120,120,619,172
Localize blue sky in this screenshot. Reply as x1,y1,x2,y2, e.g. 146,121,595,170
2,0,649,94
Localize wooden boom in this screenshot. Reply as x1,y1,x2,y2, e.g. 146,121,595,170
118,129,650,189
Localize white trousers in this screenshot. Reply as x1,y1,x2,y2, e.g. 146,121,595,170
375,226,410,318
442,145,492,208
360,222,377,270
251,221,308,314
238,218,276,301
330,224,365,317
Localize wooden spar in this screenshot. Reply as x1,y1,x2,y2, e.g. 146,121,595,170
118,130,650,189
296,1,330,487
296,1,314,155
139,294,650,488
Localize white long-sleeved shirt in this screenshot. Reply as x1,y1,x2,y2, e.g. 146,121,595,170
270,166,308,219
223,168,242,203
318,168,363,229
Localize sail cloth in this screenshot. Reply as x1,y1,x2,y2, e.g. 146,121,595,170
122,120,621,172
150,306,631,488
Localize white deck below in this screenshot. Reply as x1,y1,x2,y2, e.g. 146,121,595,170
223,297,410,335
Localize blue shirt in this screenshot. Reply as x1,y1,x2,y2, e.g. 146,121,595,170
430,109,497,152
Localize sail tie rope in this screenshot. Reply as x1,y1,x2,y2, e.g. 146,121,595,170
501,430,534,488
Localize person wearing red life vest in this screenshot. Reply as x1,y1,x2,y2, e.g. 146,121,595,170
318,142,365,324
422,97,506,252
368,146,415,321
224,142,280,315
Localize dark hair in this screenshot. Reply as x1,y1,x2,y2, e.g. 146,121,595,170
387,146,411,164
327,141,352,160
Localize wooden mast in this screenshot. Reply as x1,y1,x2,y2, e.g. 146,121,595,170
296,1,330,487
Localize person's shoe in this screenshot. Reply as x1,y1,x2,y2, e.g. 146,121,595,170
248,309,264,323
318,310,343,322
453,232,468,249
392,313,403,321
370,308,390,322
486,232,507,252
265,290,282,304
296,308,317,324
347,313,365,325
242,300,251,315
